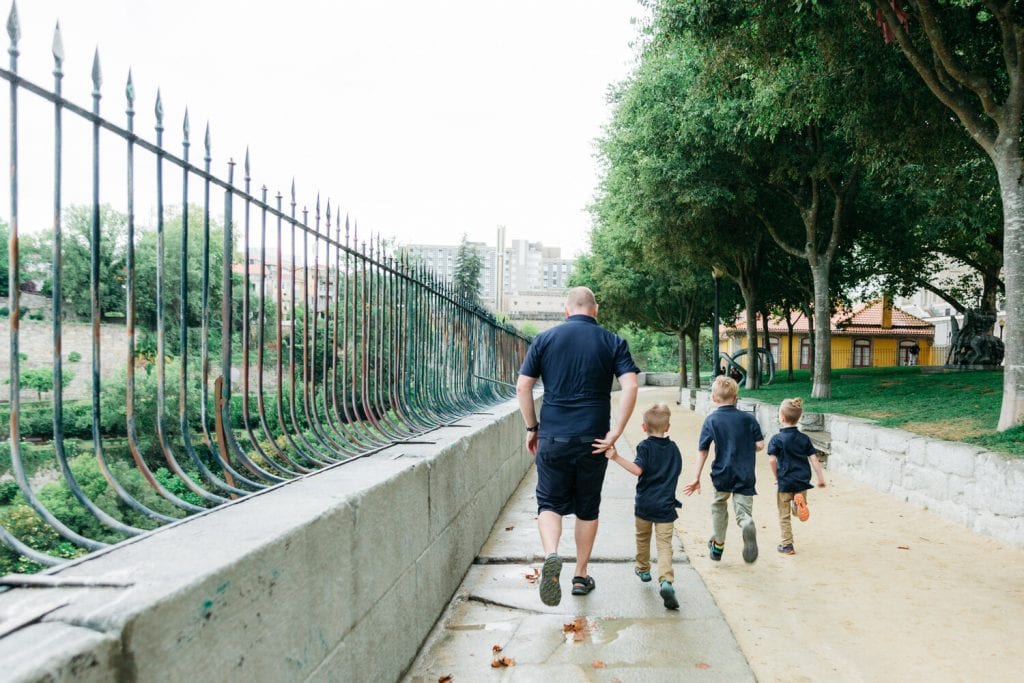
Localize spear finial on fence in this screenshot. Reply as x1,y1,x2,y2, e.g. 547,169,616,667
154,89,164,133
290,178,296,208
183,109,190,146
325,200,331,230
244,146,250,181
91,48,102,96
52,21,63,75
204,122,211,162
125,70,134,116
7,1,20,58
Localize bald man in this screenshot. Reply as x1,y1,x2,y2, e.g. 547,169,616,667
516,286,639,606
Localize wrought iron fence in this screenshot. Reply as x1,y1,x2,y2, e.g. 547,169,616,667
0,4,528,569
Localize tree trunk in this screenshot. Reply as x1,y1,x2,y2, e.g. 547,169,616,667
995,151,1024,430
679,332,688,389
744,296,760,390
810,262,832,398
690,328,701,388
785,305,795,381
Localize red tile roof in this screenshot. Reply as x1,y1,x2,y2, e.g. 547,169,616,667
723,300,933,339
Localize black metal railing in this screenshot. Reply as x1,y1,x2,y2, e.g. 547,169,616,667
0,3,528,569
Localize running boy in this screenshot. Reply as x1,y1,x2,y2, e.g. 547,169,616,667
683,376,765,563
606,403,682,610
768,397,827,555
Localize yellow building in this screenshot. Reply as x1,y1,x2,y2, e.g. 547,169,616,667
723,300,937,370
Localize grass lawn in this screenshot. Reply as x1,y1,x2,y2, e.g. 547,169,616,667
734,366,1024,457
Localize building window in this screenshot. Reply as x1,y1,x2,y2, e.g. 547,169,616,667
853,339,872,367
799,338,811,369
769,337,780,365
899,340,921,367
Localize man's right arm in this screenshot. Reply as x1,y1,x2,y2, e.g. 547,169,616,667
516,374,540,455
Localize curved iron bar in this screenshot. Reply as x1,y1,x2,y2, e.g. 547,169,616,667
177,119,252,497
272,191,328,468
152,97,228,506
0,2,527,567
196,126,264,491
254,186,314,473
214,161,289,484
1,11,106,558
720,348,776,386
238,159,301,478
51,39,143,537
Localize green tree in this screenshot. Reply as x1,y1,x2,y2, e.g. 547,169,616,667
453,234,483,304
871,1,1024,428
24,205,128,321
15,368,73,400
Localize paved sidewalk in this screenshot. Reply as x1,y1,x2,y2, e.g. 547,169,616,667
406,385,1024,682
404,390,754,682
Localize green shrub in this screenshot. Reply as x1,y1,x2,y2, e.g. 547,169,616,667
68,351,82,363
0,479,19,505
0,306,8,317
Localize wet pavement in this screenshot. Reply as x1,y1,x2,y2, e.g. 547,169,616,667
403,416,754,682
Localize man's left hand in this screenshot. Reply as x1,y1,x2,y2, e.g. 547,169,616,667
592,430,620,454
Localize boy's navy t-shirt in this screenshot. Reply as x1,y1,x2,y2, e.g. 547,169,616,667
519,315,639,438
697,405,764,495
767,426,818,492
633,436,683,523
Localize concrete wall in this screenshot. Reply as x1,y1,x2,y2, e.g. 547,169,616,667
694,391,1024,548
0,398,533,683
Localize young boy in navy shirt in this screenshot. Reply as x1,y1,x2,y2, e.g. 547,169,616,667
768,398,827,555
606,402,682,610
683,376,765,563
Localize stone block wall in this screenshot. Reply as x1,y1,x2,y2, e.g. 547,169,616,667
694,390,1024,548
0,397,534,682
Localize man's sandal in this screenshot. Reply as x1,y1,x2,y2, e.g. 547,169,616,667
571,575,595,595
539,554,563,606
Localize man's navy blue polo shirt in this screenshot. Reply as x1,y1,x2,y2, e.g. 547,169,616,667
519,314,639,438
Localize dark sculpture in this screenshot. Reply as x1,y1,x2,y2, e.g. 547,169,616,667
946,309,1005,367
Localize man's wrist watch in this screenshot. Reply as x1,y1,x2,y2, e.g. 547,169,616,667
525,424,539,432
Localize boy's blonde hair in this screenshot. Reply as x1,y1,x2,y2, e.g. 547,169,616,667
711,375,739,404
643,402,671,433
780,397,804,424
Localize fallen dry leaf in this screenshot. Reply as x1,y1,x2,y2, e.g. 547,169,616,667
504,526,514,531
695,662,711,670
490,657,515,668
524,568,540,583
491,644,503,654
563,617,591,642
898,545,910,550
438,676,452,683
592,660,606,669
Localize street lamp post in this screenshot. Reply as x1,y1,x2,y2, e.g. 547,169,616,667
712,267,723,378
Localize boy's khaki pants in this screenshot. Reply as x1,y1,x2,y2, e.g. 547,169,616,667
711,490,754,544
776,490,808,547
635,516,674,584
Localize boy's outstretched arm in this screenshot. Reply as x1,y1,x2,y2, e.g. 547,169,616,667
811,453,827,487
682,450,709,496
606,446,642,477
768,454,778,482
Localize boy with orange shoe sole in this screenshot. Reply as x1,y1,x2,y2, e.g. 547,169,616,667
768,398,827,555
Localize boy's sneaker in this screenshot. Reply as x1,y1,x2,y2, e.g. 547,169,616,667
635,568,652,582
659,580,680,610
793,493,810,522
777,544,795,555
539,553,562,606
707,537,723,562
741,521,758,563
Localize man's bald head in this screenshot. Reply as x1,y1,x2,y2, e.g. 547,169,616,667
565,286,598,318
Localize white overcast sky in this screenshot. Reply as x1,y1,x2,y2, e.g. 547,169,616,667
5,0,644,258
